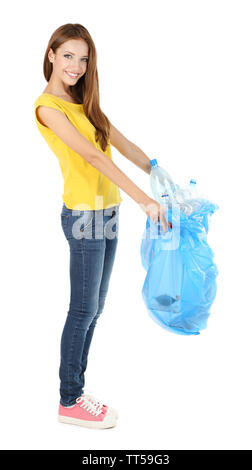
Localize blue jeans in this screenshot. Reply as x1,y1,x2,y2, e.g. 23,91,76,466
59,202,120,406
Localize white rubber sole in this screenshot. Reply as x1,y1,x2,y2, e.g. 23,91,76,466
58,413,117,429
109,407,119,419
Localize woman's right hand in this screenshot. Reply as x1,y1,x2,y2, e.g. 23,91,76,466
139,196,172,232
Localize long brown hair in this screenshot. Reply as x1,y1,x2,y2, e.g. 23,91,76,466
43,23,111,152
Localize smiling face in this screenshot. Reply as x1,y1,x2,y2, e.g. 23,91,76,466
48,38,89,89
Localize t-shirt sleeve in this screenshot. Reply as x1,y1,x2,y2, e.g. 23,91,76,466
34,94,67,134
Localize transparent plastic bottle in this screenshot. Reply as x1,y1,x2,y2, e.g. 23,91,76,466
173,183,184,204
173,178,199,215
149,159,176,207
184,179,198,199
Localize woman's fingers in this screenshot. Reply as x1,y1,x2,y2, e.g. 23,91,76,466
160,207,172,232
139,198,172,231
160,215,172,232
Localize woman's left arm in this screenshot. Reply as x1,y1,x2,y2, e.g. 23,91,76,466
109,123,152,175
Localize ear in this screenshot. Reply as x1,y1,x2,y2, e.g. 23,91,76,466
48,48,55,63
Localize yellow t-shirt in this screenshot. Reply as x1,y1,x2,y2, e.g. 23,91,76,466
34,93,123,210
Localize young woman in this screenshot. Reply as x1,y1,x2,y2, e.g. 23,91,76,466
34,23,171,430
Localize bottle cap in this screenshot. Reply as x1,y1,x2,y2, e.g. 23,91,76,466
150,159,158,168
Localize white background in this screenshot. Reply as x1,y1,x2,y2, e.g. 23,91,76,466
1,0,251,450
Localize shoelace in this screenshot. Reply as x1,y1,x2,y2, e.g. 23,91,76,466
76,392,104,416
80,388,107,412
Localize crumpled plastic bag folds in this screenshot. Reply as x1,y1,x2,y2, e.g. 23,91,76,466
140,199,219,335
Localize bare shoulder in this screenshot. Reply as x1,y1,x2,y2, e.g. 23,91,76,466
36,105,66,129
36,105,56,128
35,105,94,163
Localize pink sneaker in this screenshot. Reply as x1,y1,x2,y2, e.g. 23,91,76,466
58,393,117,429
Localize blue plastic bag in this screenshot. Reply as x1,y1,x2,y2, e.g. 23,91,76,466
140,198,219,335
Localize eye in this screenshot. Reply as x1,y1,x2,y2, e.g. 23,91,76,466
64,54,88,62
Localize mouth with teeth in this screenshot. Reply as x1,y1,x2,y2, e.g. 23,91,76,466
65,71,79,79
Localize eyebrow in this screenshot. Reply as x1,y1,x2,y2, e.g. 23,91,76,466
64,50,88,58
